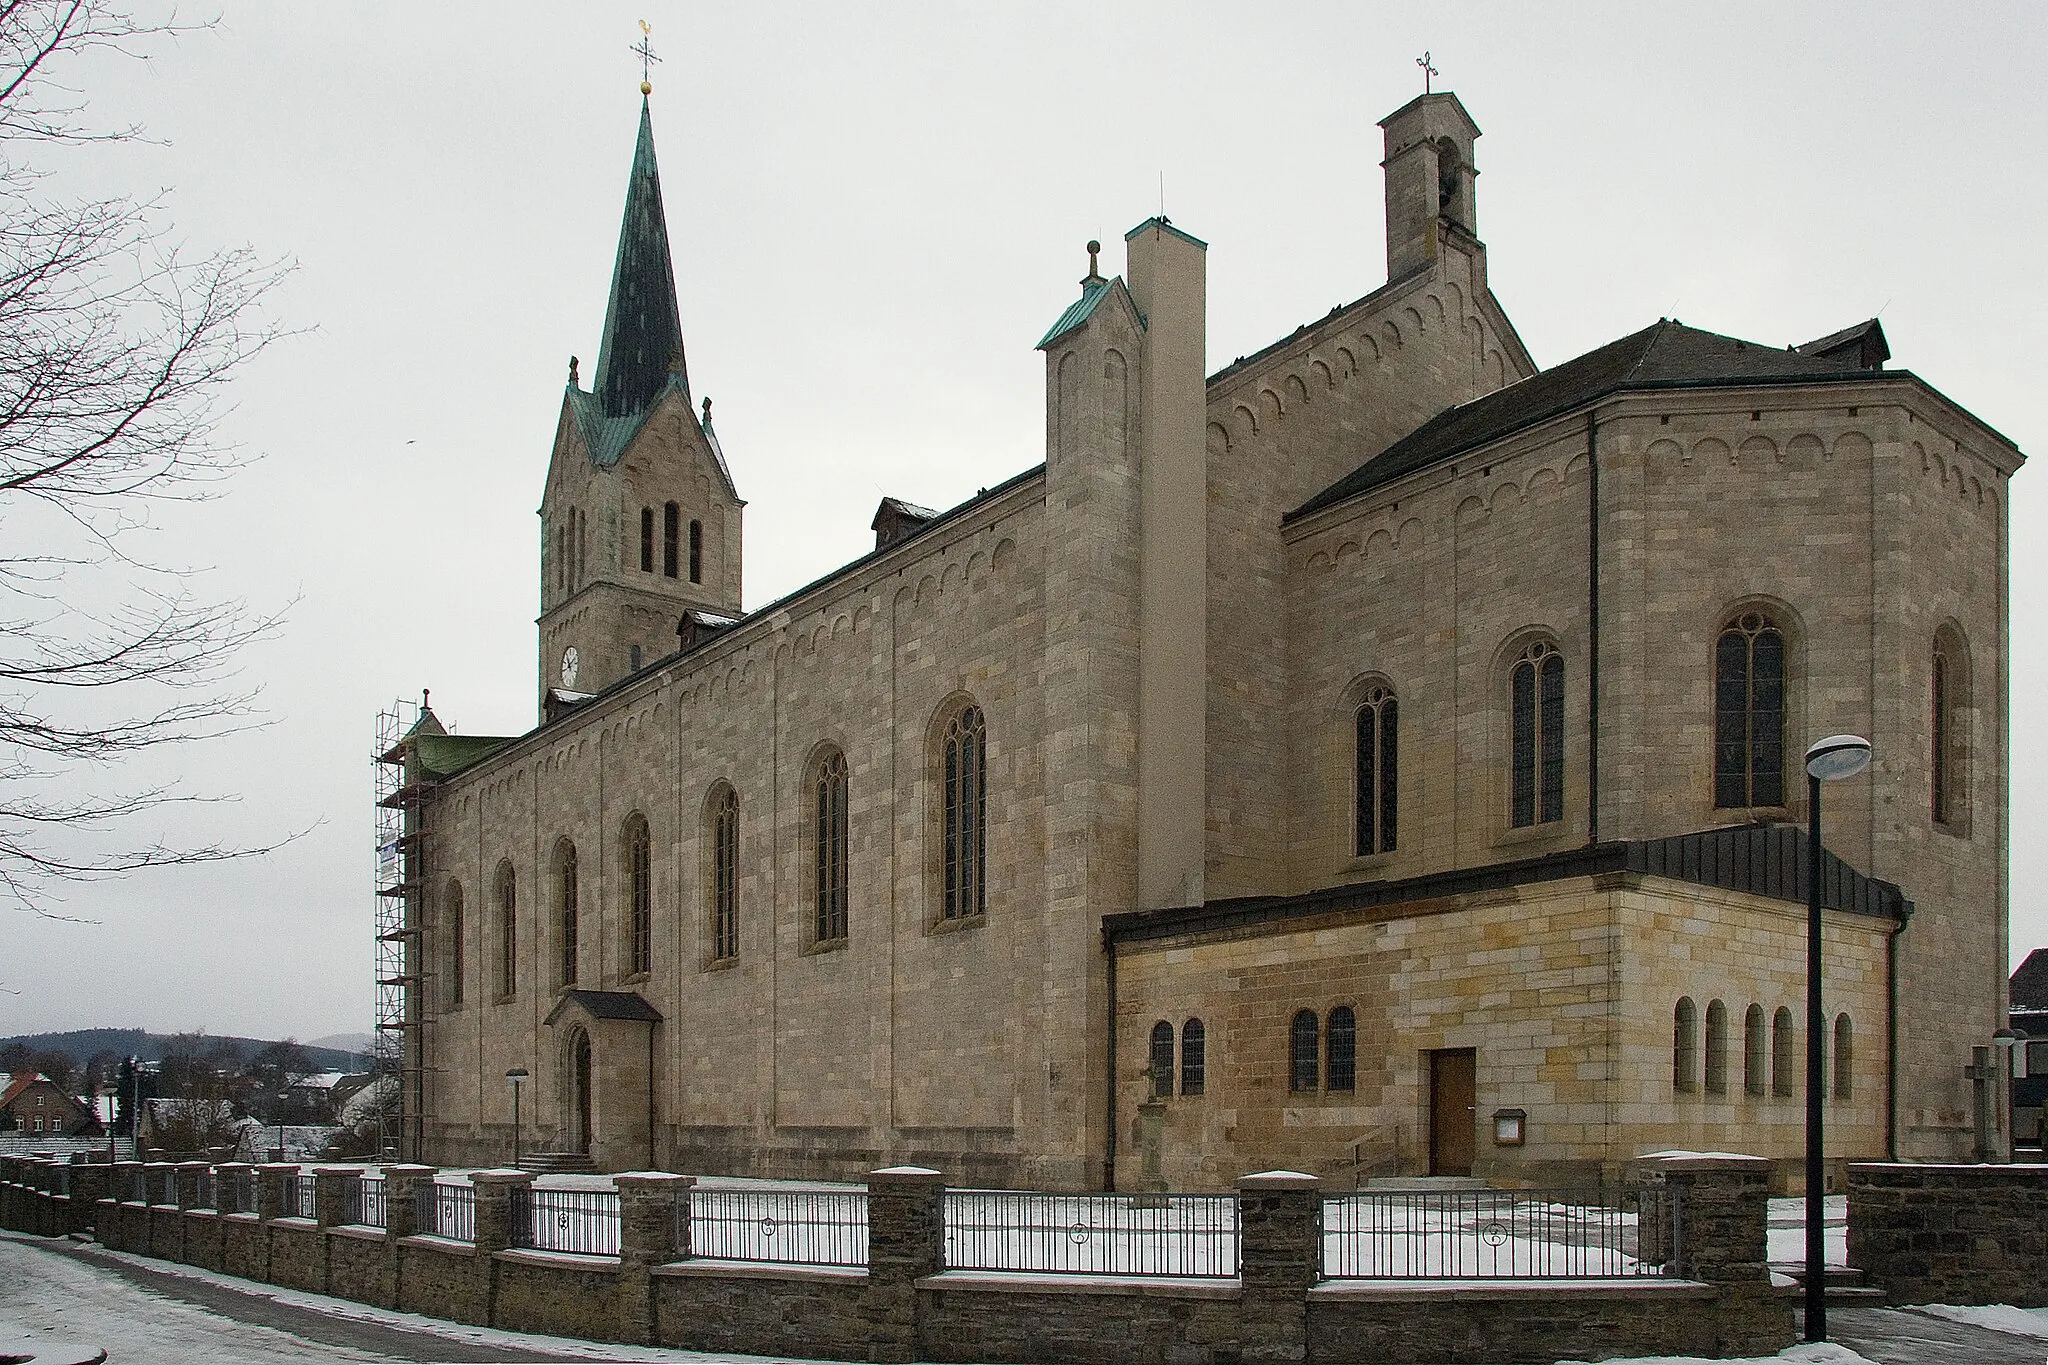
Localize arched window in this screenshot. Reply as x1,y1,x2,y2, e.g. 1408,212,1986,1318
1354,686,1398,856
554,521,567,597
575,508,586,586
1511,640,1565,827
709,785,739,961
1744,1004,1767,1097
1714,610,1785,808
1327,1006,1357,1093
1181,1019,1206,1097
941,705,987,922
555,841,579,988
496,862,517,999
663,502,680,579
444,880,464,1009
1772,1007,1795,1097
689,519,703,584
1833,1014,1854,1100
1672,998,1698,1093
814,748,849,943
1149,1022,1174,1099
1932,627,1971,830
1705,999,1729,1095
625,815,652,977
640,507,654,572
1289,1010,1320,1093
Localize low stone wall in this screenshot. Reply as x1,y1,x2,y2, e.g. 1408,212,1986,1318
1849,1162,2048,1307
0,1153,1792,1365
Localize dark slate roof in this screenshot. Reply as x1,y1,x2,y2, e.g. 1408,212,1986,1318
592,98,688,421
2013,948,2048,1010
544,989,663,1025
1103,823,1911,946
1287,318,1888,522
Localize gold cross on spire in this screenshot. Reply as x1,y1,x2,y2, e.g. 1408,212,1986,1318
1417,50,1438,94
633,20,661,95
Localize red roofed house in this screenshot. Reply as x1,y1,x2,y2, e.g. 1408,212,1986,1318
0,1072,97,1139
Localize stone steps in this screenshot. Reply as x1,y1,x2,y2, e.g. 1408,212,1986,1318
1772,1263,1886,1301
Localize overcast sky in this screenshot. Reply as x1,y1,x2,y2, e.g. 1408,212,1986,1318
6,3,2046,1042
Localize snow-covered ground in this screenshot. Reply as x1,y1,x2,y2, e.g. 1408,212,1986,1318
1765,1194,1848,1267
1911,1302,2048,1339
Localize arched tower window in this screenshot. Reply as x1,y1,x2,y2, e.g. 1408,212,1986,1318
1744,1004,1767,1096
1327,1006,1357,1093
1833,1014,1854,1100
940,704,987,922
1354,685,1398,856
554,840,578,989
1714,610,1786,808
1181,1019,1206,1096
1149,1022,1174,1099
689,519,703,584
1772,1007,1795,1097
1510,640,1565,827
625,814,652,977
663,502,680,579
444,880,465,1009
495,862,517,999
1932,626,1971,830
1289,1010,1320,1093
1672,997,1698,1093
1705,999,1729,1095
813,748,849,943
640,507,654,573
708,785,739,961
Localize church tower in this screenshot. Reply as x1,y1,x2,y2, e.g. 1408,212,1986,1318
537,96,744,712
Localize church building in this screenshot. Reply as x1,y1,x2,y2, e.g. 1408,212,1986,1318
387,87,2021,1190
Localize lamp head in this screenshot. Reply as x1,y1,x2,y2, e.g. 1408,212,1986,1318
505,1067,529,1084
1995,1027,2027,1050
1805,734,1872,782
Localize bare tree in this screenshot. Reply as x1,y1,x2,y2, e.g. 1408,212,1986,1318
1,2,290,915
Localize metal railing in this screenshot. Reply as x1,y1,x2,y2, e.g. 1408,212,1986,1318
412,1182,475,1242
152,1169,179,1207
127,1167,147,1203
219,1168,253,1214
196,1170,216,1210
511,1186,620,1257
944,1190,1240,1278
1321,1186,1681,1279
687,1187,868,1268
345,1177,386,1228
289,1173,317,1220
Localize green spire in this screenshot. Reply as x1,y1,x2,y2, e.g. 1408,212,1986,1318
592,97,687,419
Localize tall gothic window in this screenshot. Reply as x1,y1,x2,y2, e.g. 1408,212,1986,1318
640,507,654,573
1833,1014,1854,1100
1772,1006,1795,1098
1511,640,1565,827
1932,642,1951,824
663,502,680,579
814,748,849,943
1181,1019,1206,1096
1326,1006,1357,1093
444,880,464,1009
1714,611,1786,808
1149,1022,1174,1099
1672,997,1698,1093
555,841,578,988
709,785,739,961
689,519,703,584
496,862,517,999
1744,1004,1767,1097
1705,999,1729,1095
1354,686,1398,856
1289,1010,1320,1093
941,705,987,921
625,815,652,977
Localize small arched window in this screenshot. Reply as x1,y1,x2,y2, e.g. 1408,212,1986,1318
689,519,703,584
1354,685,1398,856
444,880,465,1009
940,705,987,922
640,507,654,573
1289,1010,1320,1093
496,862,517,999
1149,1022,1174,1099
625,815,652,977
1704,999,1729,1095
555,841,579,988
1833,1014,1854,1100
1714,610,1786,808
1932,627,1971,830
1326,1006,1357,1093
813,748,849,943
1672,997,1698,1093
663,502,680,579
1744,1004,1767,1097
1511,640,1565,827
709,785,739,961
554,521,567,597
1772,1006,1795,1097
1181,1019,1206,1097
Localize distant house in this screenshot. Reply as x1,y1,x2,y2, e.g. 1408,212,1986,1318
2011,949,2048,1148
0,1073,97,1138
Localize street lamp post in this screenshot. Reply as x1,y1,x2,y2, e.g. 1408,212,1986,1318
1994,1027,2027,1160
506,1068,529,1168
1803,733,1872,1345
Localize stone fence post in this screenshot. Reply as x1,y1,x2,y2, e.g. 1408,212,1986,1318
176,1160,208,1210
864,1166,945,1364
471,1169,536,1253
314,1166,358,1229
256,1163,297,1221
1634,1153,1790,1357
1236,1171,1322,1365
617,1172,693,1345
67,1161,109,1237
381,1164,436,1241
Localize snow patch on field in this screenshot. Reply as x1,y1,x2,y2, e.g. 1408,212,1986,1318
1554,1344,1879,1365
1910,1302,2048,1339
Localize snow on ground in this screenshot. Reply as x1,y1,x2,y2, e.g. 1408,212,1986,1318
1765,1195,1847,1268
1911,1302,2048,1339
1555,1347,1878,1365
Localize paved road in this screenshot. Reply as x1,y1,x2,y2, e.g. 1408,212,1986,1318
1820,1306,2047,1365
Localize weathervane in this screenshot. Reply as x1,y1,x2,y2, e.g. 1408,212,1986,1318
1417,50,1438,94
633,19,661,94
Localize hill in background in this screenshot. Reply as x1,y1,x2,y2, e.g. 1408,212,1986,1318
0,1028,370,1076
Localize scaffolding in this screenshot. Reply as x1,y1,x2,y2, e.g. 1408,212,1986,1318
373,698,426,1161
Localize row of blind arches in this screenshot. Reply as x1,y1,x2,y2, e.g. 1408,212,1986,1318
440,704,988,1004
1673,996,1854,1101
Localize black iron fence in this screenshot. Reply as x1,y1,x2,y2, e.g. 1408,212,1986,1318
1320,1186,1682,1279
510,1186,619,1256
412,1182,475,1241
944,1190,1240,1278
345,1176,386,1228
289,1173,317,1220
686,1187,868,1268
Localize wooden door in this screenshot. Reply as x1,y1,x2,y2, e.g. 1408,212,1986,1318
1429,1048,1477,1176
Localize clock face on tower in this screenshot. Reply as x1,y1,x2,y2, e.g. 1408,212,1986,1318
560,646,579,688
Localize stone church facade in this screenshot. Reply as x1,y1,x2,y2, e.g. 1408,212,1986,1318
395,90,2021,1190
